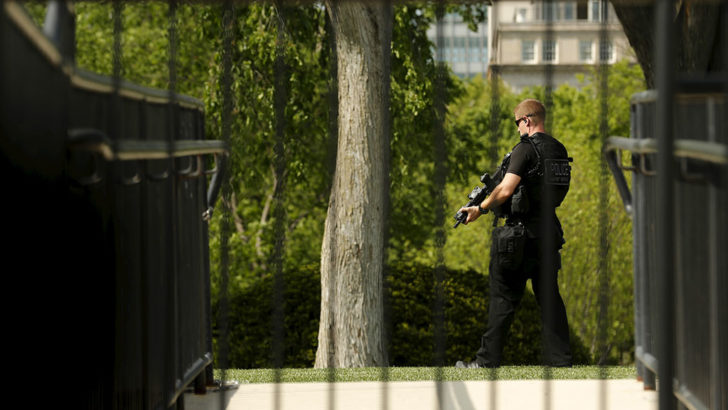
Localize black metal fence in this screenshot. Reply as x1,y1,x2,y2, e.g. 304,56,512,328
4,0,728,409
601,1,728,409
605,90,728,410
2,2,225,408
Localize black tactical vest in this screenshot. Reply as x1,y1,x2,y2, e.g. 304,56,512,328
519,132,572,214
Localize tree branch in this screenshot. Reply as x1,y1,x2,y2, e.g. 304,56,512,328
255,164,276,264
229,190,249,242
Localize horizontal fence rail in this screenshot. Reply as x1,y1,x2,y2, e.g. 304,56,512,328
604,135,728,215
67,135,228,161
605,136,728,165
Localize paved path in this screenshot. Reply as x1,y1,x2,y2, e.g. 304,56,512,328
184,379,657,410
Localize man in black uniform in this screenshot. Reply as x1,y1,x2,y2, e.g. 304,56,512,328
456,99,572,368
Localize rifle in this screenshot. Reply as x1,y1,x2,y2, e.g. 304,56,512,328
453,153,511,228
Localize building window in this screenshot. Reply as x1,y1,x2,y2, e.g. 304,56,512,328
467,36,484,63
543,40,556,62
446,12,462,23
599,40,613,61
515,8,527,23
522,40,535,62
579,40,593,62
591,0,608,22
484,36,489,62
564,3,575,20
448,37,460,62
577,0,588,20
542,1,560,21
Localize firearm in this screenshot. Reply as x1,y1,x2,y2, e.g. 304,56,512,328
453,153,510,228
453,173,498,228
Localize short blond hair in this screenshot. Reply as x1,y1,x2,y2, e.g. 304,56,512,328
514,99,546,126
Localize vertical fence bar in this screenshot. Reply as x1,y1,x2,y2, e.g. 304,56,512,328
629,99,642,385
0,0,3,142
487,42,500,410
713,4,728,408
110,1,124,406
165,2,181,406
271,4,288,410
433,3,447,409
596,2,610,410
324,7,337,410
488,64,500,170
632,97,656,390
378,2,393,409
713,5,728,408
706,96,720,410
216,1,234,408
654,0,676,409
541,3,555,408
633,95,657,391
111,0,122,129
138,9,155,406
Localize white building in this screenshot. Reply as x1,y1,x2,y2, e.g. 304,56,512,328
428,1,635,91
489,0,635,92
426,12,489,79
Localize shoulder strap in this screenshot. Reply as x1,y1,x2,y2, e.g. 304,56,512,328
521,135,542,177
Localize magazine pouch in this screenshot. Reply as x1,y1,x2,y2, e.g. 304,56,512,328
492,223,526,270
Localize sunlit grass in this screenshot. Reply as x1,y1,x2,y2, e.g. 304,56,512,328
215,366,636,384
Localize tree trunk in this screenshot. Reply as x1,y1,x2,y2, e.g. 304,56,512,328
315,0,391,368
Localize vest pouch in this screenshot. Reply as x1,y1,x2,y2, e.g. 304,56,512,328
510,185,530,214
492,223,526,270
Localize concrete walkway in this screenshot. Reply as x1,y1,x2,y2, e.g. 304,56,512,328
184,379,657,410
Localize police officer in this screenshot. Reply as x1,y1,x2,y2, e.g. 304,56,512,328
456,99,572,368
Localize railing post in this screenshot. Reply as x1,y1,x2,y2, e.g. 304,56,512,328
655,0,676,409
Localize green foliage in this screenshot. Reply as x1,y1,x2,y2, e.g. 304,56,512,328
21,2,46,26
73,3,332,289
546,61,646,364
445,61,646,364
217,264,589,368
386,5,468,263
69,2,646,368
218,264,321,369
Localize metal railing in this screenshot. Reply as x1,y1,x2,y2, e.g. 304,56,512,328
2,3,227,408
604,91,727,410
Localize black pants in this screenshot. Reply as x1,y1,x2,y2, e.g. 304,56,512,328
475,237,572,367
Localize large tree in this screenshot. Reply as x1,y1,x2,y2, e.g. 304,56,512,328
611,0,726,88
315,0,392,368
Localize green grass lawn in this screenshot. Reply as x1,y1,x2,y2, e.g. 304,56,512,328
216,366,637,384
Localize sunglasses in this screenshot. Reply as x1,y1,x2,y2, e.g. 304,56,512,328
515,114,533,127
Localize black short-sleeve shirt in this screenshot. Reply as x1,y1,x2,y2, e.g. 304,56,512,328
506,138,538,177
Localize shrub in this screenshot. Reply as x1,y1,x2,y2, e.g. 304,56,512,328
216,264,321,369
387,264,590,366
214,264,590,368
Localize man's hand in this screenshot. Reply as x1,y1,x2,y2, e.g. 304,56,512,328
458,206,482,224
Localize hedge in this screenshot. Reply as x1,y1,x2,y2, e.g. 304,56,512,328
214,264,590,368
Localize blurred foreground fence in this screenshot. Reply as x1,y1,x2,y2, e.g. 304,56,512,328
2,2,226,408
3,0,728,409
